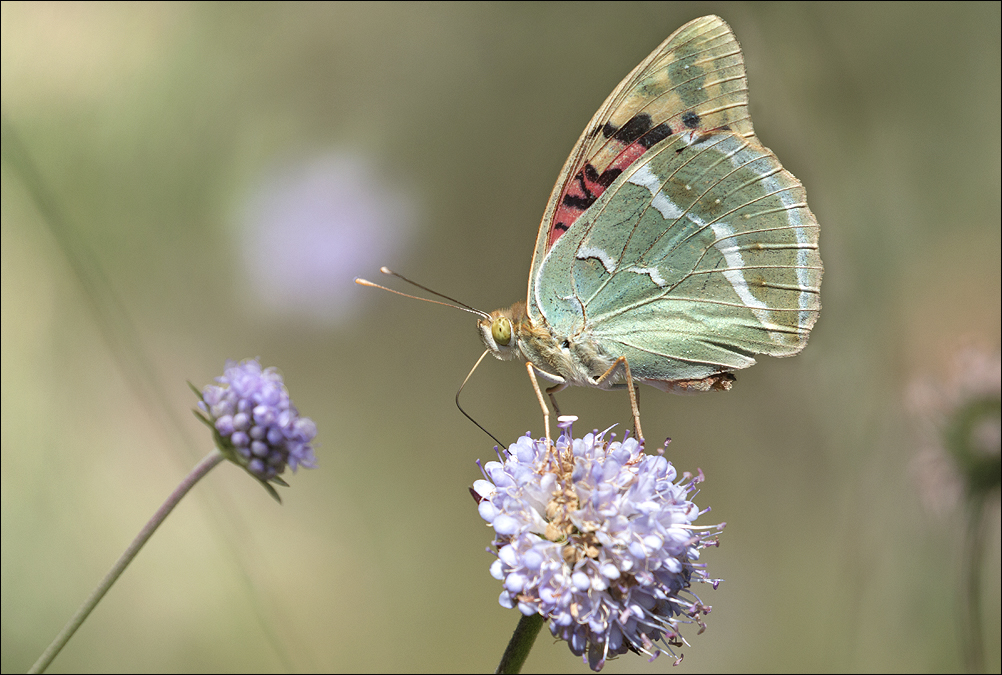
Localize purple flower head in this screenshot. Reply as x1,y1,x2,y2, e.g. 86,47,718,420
197,359,318,483
473,417,723,671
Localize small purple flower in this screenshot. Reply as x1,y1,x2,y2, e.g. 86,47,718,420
197,359,317,483
473,417,723,671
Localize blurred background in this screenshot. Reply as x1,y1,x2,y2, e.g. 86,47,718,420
2,2,999,672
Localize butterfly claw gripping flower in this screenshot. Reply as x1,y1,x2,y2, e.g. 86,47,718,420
474,417,723,671
194,359,317,498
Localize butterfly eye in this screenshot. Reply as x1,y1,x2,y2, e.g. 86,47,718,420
492,317,512,346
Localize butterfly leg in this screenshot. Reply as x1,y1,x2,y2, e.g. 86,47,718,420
546,383,566,418
595,357,644,441
525,361,553,440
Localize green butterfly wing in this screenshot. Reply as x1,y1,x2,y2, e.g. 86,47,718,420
528,130,822,387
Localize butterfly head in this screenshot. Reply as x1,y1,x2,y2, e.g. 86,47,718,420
478,302,528,361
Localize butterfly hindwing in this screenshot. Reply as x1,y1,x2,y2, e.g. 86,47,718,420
531,129,821,386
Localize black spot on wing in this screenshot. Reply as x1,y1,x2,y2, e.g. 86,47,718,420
682,111,701,129
612,114,653,145
565,169,593,209
639,122,673,149
584,163,622,188
563,193,596,210
595,168,621,187
554,222,569,232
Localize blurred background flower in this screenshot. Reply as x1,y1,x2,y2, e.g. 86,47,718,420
2,3,999,672
907,344,1000,673
909,344,1001,517
239,153,416,325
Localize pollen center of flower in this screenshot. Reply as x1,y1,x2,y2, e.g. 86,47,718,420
544,472,579,543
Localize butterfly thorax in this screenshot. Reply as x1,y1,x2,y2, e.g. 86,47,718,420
479,301,619,388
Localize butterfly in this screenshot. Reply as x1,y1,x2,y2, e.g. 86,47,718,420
361,15,822,441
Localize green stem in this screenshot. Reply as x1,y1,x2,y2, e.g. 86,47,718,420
495,613,544,674
29,449,226,674
960,494,988,674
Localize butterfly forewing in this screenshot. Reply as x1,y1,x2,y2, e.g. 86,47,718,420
532,130,821,386
533,15,757,264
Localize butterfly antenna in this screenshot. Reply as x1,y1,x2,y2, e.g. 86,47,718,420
456,349,504,447
354,267,490,319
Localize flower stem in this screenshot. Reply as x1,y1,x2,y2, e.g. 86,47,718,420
960,493,989,674
29,449,226,674
495,613,544,674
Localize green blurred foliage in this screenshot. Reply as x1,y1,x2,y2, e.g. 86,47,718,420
2,2,999,673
